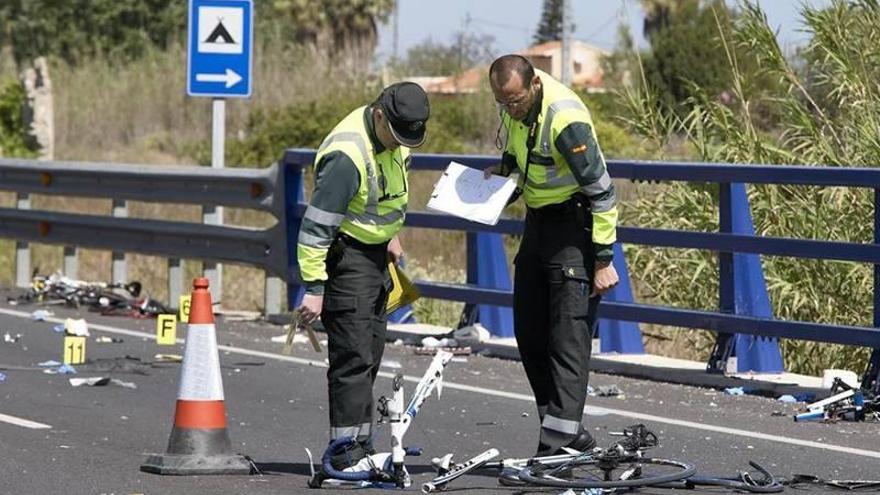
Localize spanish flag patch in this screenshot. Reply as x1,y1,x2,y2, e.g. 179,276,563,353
571,144,588,154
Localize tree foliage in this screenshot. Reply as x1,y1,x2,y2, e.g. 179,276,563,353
0,78,37,157
0,0,187,65
534,0,573,44
262,0,394,71
640,0,742,111
0,0,394,69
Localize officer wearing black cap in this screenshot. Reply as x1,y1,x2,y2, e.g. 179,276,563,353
295,82,430,469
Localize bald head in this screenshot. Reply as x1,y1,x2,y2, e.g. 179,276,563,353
489,54,535,89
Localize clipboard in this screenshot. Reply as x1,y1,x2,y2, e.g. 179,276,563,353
387,262,420,313
425,161,517,225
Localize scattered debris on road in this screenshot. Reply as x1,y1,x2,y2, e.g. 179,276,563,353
14,273,168,318
69,376,137,389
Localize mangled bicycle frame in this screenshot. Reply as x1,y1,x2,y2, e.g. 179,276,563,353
308,349,454,489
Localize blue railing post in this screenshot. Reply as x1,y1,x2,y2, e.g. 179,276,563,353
459,232,514,337
708,182,737,372
598,243,644,353
862,189,880,395
709,183,783,373
284,159,306,311
457,232,480,329
476,232,514,337
730,183,783,373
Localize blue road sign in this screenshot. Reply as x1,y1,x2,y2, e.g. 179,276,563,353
187,0,253,98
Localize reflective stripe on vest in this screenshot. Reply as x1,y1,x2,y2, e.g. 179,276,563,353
539,99,586,154
317,130,403,227
318,131,379,217
522,98,586,190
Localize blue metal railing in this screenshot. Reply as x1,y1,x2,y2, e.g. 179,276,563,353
282,149,880,386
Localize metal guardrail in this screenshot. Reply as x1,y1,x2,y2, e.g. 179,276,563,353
0,158,290,311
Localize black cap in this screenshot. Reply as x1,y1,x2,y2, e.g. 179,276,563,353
379,82,430,147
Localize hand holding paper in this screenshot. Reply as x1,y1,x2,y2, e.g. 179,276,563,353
426,161,516,225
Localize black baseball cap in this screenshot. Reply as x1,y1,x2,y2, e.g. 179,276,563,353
379,82,430,147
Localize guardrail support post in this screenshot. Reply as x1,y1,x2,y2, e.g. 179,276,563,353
598,243,644,353
63,246,77,279
14,193,31,288
168,258,184,310
264,275,283,317
111,200,127,284
458,232,513,337
708,183,783,374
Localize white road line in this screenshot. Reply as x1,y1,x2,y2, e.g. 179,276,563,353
0,412,51,429
3,307,880,459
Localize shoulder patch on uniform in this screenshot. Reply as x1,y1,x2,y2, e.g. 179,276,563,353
571,143,588,154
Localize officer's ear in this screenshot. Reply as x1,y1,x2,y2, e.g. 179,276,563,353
531,75,542,92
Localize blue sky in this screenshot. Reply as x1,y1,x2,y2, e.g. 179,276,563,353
376,0,831,61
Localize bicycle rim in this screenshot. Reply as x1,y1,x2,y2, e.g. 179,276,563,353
517,456,695,489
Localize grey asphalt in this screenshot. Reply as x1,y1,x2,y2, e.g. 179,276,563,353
0,294,878,494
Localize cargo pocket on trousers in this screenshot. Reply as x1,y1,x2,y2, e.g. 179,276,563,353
549,265,591,318
323,295,358,314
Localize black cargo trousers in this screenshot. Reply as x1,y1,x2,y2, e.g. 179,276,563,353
513,193,601,456
321,234,392,444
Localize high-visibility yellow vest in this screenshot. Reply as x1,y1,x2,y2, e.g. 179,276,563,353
314,106,409,244
502,70,617,246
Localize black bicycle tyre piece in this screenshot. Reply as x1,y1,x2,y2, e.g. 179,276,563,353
517,456,695,489
676,475,784,493
666,461,783,493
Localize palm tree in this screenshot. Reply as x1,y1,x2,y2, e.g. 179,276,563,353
270,0,395,72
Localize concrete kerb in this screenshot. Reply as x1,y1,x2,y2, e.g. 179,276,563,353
236,317,831,400
383,323,831,401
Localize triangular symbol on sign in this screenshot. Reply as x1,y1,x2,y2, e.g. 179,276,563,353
205,20,235,44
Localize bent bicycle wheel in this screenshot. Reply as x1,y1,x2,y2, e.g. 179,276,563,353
517,456,695,489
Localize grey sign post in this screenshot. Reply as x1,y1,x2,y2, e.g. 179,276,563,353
187,0,254,308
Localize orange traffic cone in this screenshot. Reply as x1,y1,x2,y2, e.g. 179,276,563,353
141,278,251,475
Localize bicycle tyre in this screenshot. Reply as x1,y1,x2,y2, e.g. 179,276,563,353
517,456,695,489
675,475,784,493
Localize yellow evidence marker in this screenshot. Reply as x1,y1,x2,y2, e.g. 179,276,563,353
156,314,177,345
178,294,192,323
63,336,86,365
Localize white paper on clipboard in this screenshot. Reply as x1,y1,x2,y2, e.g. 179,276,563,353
426,161,517,225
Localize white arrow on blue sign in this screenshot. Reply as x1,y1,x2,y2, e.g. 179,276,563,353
187,0,253,98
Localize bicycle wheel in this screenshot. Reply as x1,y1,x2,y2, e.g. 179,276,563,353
517,456,695,489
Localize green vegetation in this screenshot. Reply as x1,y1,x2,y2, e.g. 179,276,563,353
0,0,186,65
0,78,36,157
618,0,877,375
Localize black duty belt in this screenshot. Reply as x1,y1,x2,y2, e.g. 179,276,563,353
337,233,388,252
527,193,590,217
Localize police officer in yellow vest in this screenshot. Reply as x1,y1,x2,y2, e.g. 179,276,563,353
486,55,620,457
296,82,430,467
